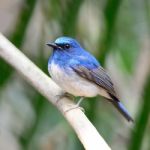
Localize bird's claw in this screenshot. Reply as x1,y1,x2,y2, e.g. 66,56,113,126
55,94,85,113
65,105,85,113
65,97,85,113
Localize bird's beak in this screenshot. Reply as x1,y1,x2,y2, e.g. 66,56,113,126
46,42,61,49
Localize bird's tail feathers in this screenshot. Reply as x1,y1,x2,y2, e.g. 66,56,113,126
109,93,134,122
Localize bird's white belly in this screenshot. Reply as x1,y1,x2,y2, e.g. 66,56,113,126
48,63,109,98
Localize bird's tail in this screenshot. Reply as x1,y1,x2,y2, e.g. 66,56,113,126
109,93,134,122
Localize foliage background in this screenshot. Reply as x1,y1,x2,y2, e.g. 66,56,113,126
0,0,150,150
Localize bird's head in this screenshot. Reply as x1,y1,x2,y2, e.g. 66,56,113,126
46,37,81,52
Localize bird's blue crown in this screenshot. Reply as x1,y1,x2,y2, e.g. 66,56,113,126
54,36,81,48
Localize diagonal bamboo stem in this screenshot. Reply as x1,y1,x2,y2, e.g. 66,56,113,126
0,33,111,150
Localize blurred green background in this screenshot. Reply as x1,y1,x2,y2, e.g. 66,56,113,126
0,0,150,150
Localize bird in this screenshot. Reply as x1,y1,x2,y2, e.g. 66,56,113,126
46,36,133,122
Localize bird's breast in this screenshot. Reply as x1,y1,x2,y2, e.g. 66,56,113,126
48,62,101,97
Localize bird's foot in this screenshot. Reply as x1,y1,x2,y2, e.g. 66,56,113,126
65,97,85,113
55,92,74,104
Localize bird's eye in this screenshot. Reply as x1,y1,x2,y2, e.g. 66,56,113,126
64,44,70,49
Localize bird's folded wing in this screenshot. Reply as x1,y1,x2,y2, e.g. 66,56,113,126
72,65,117,97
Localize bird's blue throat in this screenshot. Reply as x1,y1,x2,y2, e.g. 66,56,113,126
48,48,100,71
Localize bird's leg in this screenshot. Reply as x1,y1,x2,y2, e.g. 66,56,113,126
55,92,74,104
65,97,85,113
76,97,84,106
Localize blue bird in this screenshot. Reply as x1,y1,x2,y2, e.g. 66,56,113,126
47,36,133,122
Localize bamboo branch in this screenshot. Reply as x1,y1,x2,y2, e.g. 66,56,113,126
0,33,111,150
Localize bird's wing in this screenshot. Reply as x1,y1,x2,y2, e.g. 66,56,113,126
72,65,117,98
72,65,134,122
